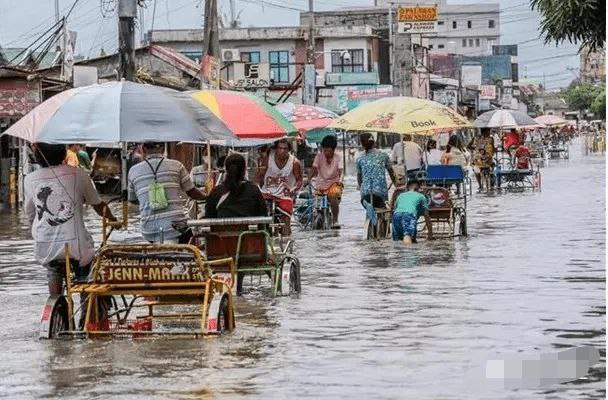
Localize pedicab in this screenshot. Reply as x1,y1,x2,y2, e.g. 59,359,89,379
329,97,472,240
185,216,301,297
494,154,542,192
179,91,302,296
419,165,469,237
4,81,243,338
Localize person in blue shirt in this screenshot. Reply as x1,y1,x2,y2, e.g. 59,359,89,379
390,179,433,245
356,132,397,208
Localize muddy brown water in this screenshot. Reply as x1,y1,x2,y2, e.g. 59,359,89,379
0,138,604,399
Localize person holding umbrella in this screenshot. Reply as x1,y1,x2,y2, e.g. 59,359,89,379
24,143,117,299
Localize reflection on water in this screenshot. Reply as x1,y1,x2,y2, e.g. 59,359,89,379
0,138,604,399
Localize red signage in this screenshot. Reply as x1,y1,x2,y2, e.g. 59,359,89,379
0,79,41,118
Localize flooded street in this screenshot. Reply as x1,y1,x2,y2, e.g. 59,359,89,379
0,138,604,399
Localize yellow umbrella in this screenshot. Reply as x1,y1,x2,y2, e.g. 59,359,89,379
328,96,471,135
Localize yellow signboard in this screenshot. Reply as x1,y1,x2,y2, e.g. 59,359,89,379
397,6,438,22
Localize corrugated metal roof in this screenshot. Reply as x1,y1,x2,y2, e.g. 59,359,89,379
0,47,59,69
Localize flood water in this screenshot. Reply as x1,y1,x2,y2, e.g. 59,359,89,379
0,138,604,399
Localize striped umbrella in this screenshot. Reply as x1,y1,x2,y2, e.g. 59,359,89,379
534,114,568,127
274,103,338,133
474,109,544,129
187,90,298,139
2,81,235,144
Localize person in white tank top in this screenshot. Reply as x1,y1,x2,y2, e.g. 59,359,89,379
257,139,303,197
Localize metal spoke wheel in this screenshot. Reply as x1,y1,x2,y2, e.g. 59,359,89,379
216,295,233,333
48,297,70,338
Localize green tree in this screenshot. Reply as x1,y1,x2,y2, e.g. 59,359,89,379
530,0,605,51
590,88,606,119
562,84,602,112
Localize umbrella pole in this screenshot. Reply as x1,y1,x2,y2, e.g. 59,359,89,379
342,131,346,177
207,140,212,172
121,142,128,228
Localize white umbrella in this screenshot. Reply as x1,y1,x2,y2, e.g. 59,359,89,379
3,81,236,144
474,109,544,129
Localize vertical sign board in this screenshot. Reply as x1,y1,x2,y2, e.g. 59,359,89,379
302,64,316,105
202,55,220,89
397,6,438,34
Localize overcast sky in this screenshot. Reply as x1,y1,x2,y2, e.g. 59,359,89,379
0,0,580,89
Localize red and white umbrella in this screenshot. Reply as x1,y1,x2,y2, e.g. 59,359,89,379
274,103,338,134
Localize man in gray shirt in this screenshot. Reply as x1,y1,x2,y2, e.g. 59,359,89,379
128,143,206,243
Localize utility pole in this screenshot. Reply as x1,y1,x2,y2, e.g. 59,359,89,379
54,0,60,22
229,0,236,27
202,0,220,89
307,0,315,63
302,0,315,105
393,32,412,96
118,0,137,81
202,0,220,59
388,2,393,85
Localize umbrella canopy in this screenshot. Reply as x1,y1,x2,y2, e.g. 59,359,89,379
274,103,338,133
3,81,235,144
328,97,471,135
208,138,277,147
187,90,297,139
534,114,568,127
474,109,543,129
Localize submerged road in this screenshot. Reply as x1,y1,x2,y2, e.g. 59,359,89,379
0,138,604,399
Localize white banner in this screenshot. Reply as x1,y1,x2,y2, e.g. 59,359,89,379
397,21,438,34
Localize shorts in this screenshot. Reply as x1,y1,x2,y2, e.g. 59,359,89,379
318,183,343,201
45,259,91,283
392,211,418,241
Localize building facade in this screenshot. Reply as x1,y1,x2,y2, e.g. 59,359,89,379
580,46,606,85
148,26,381,88
300,0,500,56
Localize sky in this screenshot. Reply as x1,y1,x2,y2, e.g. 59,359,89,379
0,0,581,89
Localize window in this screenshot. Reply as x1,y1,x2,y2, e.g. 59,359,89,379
467,20,472,28
475,38,480,47
462,39,467,47
489,19,495,28
452,21,457,29
367,49,372,72
469,39,474,47
240,51,260,63
429,44,434,49
437,44,445,49
331,49,364,73
269,51,289,83
437,20,444,25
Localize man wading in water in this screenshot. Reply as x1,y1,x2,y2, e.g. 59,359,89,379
256,139,303,235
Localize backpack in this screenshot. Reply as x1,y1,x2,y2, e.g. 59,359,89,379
144,158,168,211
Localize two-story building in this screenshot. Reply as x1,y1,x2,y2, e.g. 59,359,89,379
147,25,381,89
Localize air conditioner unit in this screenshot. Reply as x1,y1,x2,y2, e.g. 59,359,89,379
221,49,239,62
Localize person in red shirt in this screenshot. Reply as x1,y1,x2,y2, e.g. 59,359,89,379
503,128,520,155
514,143,532,170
